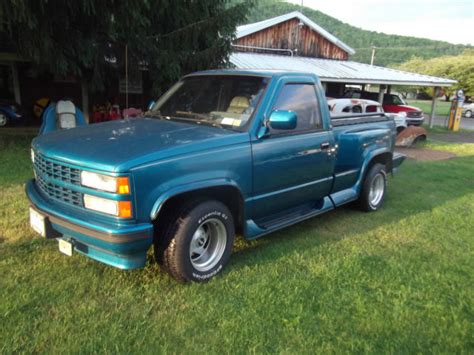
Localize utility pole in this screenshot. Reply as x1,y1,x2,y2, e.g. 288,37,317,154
370,46,376,66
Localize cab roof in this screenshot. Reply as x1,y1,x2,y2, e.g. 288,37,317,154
184,69,317,79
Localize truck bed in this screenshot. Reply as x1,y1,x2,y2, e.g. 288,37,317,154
329,113,396,206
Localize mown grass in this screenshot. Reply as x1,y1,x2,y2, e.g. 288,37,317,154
1,129,473,353
407,99,452,117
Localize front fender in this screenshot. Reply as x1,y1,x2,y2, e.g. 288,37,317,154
149,178,243,220
0,107,19,120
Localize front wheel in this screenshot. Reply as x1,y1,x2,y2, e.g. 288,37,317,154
358,163,387,212
0,113,9,127
464,110,472,118
155,200,235,282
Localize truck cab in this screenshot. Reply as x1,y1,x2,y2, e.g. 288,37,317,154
27,70,404,282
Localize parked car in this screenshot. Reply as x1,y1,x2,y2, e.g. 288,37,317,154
327,98,407,133
27,70,405,282
0,100,23,127
327,98,383,115
463,102,474,118
344,91,424,126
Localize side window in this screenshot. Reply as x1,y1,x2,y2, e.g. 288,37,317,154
270,84,322,133
352,105,362,113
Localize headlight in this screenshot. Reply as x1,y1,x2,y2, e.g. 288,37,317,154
399,111,407,118
31,149,35,163
80,171,130,194
9,105,17,113
83,194,132,218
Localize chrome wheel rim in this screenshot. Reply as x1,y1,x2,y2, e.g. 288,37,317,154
369,173,385,207
0,114,7,126
189,218,227,272
466,111,472,118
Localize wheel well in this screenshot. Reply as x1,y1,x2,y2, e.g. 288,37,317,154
154,186,245,235
367,152,393,173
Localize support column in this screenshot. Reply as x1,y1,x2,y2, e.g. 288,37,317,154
378,85,386,104
81,80,90,123
339,83,345,97
387,85,392,94
321,82,327,95
10,62,21,105
429,86,439,129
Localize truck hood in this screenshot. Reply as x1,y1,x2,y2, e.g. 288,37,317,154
383,104,421,112
32,118,247,172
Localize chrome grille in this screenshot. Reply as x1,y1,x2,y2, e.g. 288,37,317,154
35,174,83,206
407,111,422,118
33,152,83,207
34,152,81,185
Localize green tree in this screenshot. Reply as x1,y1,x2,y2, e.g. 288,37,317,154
0,0,251,94
396,50,474,100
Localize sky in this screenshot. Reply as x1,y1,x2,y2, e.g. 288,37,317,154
286,0,474,45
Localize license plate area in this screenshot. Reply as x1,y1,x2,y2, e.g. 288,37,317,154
29,206,62,239
29,207,46,237
58,239,73,256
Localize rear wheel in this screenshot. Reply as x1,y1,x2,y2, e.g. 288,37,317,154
359,163,387,212
155,199,235,282
465,110,472,118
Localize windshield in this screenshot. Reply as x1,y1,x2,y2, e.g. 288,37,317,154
384,94,406,105
150,75,269,131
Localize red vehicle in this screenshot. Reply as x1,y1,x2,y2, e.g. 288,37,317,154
345,91,424,126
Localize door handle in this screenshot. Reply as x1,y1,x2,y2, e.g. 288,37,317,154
320,142,330,150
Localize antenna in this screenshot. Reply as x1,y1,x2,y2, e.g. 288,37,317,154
125,44,128,117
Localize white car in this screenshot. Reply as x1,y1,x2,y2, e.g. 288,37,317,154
463,103,474,118
327,98,407,132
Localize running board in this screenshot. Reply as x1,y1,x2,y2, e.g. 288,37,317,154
329,187,359,207
244,197,334,240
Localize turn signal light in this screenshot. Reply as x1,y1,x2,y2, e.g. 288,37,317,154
117,177,130,194
118,201,133,218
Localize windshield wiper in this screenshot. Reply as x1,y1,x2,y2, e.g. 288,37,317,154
166,115,238,131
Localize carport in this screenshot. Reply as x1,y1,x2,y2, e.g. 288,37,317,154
230,52,457,127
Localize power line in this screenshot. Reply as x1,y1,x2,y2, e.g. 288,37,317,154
353,45,469,50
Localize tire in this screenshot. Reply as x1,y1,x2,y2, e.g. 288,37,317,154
359,163,387,212
155,199,235,282
0,113,9,127
464,110,472,118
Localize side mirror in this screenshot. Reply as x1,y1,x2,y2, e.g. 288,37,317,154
269,110,297,130
147,100,156,111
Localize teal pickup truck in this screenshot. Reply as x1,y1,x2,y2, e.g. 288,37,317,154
27,70,405,282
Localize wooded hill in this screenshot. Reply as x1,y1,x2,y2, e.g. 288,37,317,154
242,1,472,67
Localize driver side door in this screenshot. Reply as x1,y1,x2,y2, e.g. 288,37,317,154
250,79,336,220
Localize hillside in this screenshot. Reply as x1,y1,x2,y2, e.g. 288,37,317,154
241,1,471,66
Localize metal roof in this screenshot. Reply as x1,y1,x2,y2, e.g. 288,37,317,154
236,11,356,55
230,52,456,87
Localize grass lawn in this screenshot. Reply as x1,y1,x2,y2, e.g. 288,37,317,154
407,99,452,117
1,129,473,353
